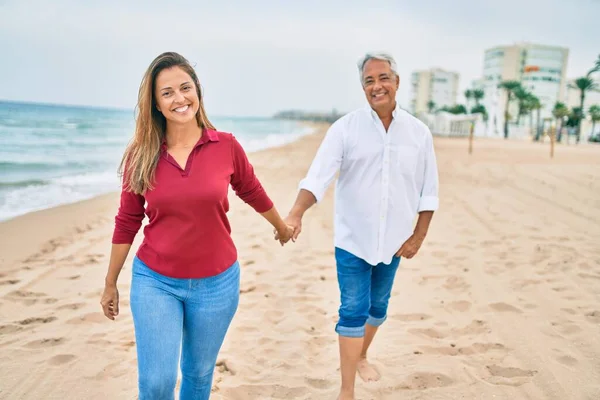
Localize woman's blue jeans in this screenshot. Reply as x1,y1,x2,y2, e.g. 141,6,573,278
130,256,240,400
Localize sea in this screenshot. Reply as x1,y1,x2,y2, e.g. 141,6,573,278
0,100,313,222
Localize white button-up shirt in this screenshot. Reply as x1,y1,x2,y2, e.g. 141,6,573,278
299,103,439,266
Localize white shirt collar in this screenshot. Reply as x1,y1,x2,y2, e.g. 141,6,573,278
367,101,400,123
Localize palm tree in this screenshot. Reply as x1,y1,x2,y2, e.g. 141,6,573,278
572,77,599,142
498,80,522,138
514,87,531,126
427,100,436,114
565,107,583,142
527,96,542,141
589,104,600,139
472,89,484,106
552,102,570,142
471,104,488,122
588,54,600,76
464,90,473,110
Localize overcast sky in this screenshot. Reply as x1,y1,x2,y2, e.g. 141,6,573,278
0,0,597,116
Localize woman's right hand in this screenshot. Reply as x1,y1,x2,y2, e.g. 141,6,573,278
100,284,119,320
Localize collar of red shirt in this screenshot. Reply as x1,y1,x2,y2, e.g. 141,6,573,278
160,128,220,152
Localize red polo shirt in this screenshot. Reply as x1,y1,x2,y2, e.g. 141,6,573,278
112,129,274,278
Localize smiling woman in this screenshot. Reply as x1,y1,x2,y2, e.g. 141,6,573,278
99,51,295,400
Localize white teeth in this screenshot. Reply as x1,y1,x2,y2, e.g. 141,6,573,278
174,105,189,112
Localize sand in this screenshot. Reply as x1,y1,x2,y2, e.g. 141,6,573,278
1,124,599,400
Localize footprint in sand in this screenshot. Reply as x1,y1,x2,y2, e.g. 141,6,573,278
442,276,470,292
394,372,453,390
57,302,85,310
408,328,446,339
391,313,432,322
550,321,583,335
216,359,237,375
8,290,46,298
239,285,256,294
489,302,522,313
18,316,57,325
486,364,536,380
67,312,106,324
264,310,285,324
585,311,600,323
452,320,490,336
6,290,57,306
0,279,20,286
578,273,600,281
0,324,23,335
304,377,334,390
556,355,578,367
25,337,66,348
48,354,76,366
445,301,471,312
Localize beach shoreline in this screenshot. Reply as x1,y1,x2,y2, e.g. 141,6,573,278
1,125,600,399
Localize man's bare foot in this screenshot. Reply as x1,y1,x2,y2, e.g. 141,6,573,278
357,358,381,382
336,391,354,400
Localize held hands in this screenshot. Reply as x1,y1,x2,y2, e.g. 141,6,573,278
273,214,303,246
395,233,425,259
274,224,295,246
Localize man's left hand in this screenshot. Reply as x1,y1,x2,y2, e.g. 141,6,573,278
395,234,424,259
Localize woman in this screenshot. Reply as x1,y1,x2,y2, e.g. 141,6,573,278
100,52,293,399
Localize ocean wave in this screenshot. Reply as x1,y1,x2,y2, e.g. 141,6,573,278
0,179,49,188
0,160,88,170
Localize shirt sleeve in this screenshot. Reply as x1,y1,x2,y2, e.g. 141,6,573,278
298,122,344,202
230,135,274,213
418,128,440,212
112,171,146,244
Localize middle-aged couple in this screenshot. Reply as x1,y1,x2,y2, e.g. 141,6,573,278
100,50,439,400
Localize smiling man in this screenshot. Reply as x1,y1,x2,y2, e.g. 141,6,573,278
280,52,439,399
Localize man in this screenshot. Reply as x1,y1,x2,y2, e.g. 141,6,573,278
278,52,439,399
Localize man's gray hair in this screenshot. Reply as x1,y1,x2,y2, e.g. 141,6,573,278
357,52,399,83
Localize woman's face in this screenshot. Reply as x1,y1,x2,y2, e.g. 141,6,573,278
154,66,200,125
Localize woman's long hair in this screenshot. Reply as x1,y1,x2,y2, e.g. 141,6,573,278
118,52,215,194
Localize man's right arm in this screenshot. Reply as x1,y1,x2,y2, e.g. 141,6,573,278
285,122,344,240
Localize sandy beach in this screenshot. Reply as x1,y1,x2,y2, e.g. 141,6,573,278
1,124,599,400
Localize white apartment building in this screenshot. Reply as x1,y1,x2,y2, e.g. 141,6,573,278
479,43,569,136
410,68,459,115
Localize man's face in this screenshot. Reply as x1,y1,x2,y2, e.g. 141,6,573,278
361,59,399,112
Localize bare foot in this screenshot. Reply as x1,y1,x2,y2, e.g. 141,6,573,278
357,358,381,382
336,392,354,400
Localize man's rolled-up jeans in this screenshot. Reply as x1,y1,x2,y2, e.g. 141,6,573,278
334,247,400,338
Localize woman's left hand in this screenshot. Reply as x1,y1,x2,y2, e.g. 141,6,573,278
275,224,295,245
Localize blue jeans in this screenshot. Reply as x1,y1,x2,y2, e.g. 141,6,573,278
130,256,240,400
335,247,400,338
